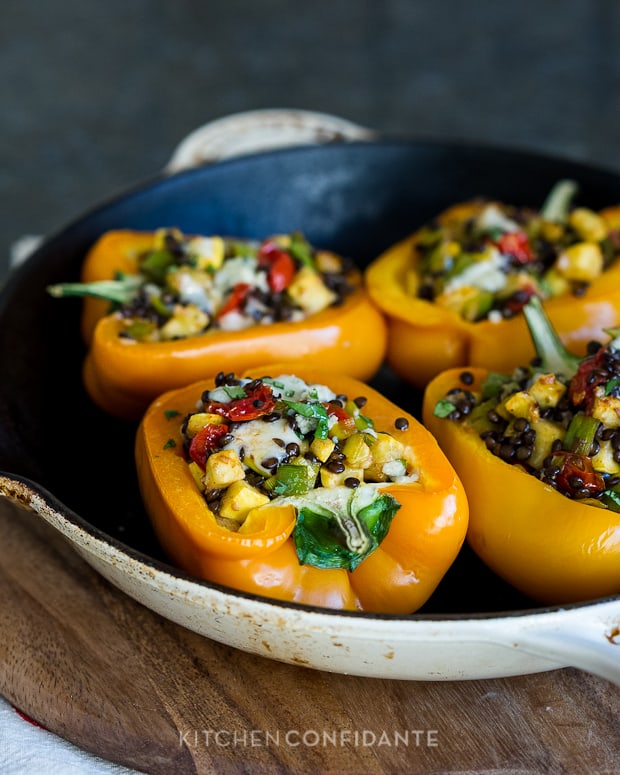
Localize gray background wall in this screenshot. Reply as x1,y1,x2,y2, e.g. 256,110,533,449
2,0,620,277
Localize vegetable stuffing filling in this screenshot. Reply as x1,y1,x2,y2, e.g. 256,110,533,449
49,230,355,342
433,297,620,509
179,371,418,571
414,180,620,322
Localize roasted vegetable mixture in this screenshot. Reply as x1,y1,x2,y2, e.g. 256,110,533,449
433,298,620,508
49,229,354,342
415,181,620,322
182,371,416,570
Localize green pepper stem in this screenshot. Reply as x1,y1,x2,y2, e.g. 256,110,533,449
539,179,578,223
46,275,143,304
522,296,581,379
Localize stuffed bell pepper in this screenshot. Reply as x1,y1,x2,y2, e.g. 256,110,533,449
48,229,387,419
423,297,620,604
366,180,620,388
135,364,468,613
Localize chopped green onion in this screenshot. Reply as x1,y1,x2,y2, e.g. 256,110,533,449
564,414,599,456
140,249,176,284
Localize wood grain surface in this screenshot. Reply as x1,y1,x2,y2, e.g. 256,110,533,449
0,495,618,775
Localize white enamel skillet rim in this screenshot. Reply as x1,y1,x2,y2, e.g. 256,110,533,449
0,111,619,685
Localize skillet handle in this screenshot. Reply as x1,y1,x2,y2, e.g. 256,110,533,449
514,603,620,685
165,108,376,172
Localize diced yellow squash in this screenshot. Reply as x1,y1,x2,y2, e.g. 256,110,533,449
568,208,607,242
153,227,183,250
590,440,620,475
187,235,225,270
591,390,620,428
555,242,603,282
204,449,245,490
342,432,373,468
185,412,226,438
286,266,337,315
540,221,564,242
365,432,406,481
315,250,343,273
405,267,419,296
529,419,565,469
528,373,567,409
320,465,365,488
542,267,571,297
188,461,205,492
310,437,335,462
503,390,539,422
160,303,209,340
329,416,358,440
219,480,270,522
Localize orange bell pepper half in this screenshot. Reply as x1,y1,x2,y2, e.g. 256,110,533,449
56,230,388,419
135,364,468,613
366,198,620,389
423,367,620,604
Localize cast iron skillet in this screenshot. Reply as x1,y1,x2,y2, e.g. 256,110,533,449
1,139,619,682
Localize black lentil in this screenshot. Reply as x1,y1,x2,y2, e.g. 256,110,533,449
285,442,300,457
261,412,281,423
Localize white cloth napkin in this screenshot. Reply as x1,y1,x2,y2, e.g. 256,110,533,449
0,696,140,774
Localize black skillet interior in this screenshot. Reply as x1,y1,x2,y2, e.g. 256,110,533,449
3,139,620,615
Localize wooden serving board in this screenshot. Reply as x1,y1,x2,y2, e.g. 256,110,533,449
0,496,618,775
